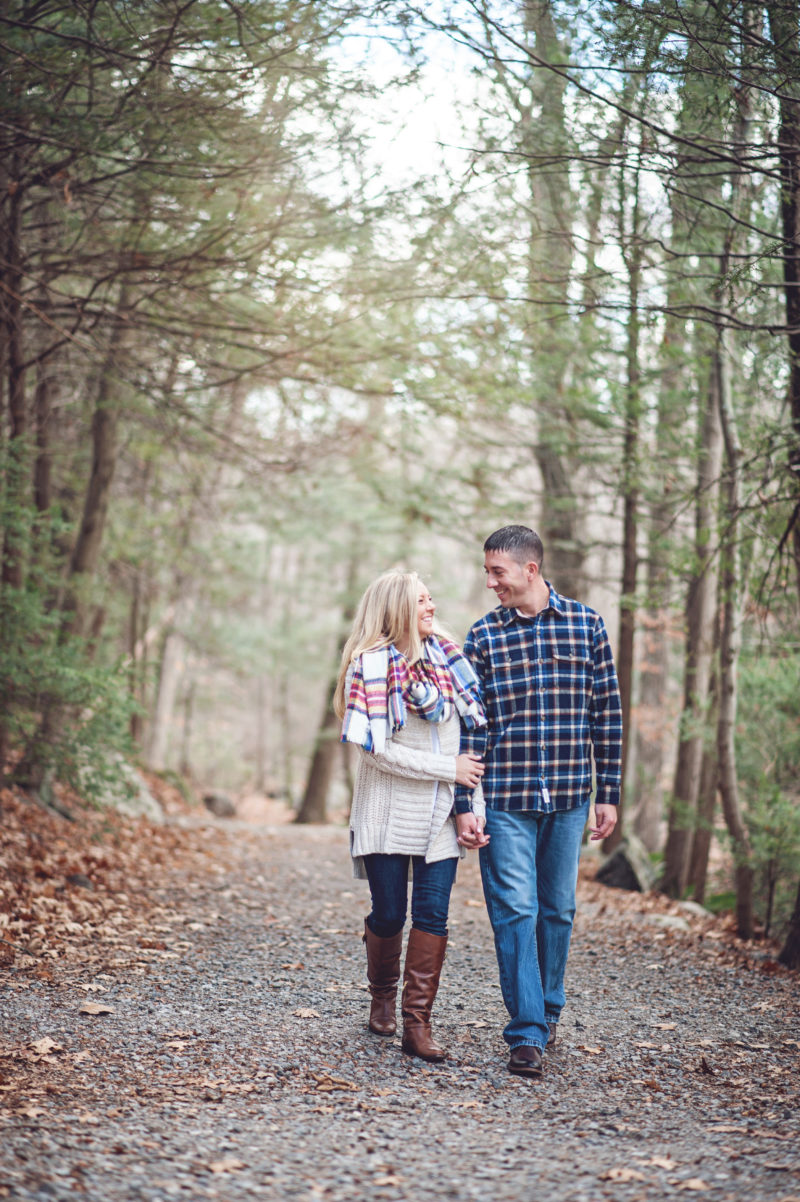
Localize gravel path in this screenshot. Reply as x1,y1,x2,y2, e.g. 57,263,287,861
2,816,799,1202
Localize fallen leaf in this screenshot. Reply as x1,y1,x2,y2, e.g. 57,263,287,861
281,962,304,970
678,1180,709,1192
650,1157,677,1170
79,1001,115,1016
29,1037,61,1057
651,1022,677,1030
293,1008,320,1019
16,1105,46,1119
311,1073,357,1092
374,1176,402,1186
578,1045,603,1054
209,1158,246,1174
600,1167,646,1182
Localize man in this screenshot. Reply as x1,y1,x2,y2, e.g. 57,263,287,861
455,525,622,1080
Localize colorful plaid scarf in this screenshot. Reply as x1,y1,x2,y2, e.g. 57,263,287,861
341,635,486,753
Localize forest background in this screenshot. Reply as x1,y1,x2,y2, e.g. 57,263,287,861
1,0,799,966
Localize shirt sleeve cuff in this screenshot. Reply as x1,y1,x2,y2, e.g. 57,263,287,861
594,784,620,807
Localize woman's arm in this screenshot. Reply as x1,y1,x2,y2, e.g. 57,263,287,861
364,742,485,788
364,740,456,783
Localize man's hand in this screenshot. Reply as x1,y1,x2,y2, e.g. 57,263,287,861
589,803,618,841
456,811,489,849
455,754,485,788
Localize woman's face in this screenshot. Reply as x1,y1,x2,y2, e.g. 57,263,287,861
416,586,436,639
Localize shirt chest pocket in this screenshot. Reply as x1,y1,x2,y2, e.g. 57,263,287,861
549,651,592,698
485,649,530,703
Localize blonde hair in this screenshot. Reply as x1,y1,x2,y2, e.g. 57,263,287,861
334,570,426,720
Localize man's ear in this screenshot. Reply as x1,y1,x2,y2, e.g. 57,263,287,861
526,561,539,580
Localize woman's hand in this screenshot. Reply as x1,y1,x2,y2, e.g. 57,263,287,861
456,811,490,849
455,753,485,788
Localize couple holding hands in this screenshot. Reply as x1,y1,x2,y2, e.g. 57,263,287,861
334,525,623,1081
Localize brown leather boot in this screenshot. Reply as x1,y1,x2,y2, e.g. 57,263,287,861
400,927,447,1062
363,920,403,1036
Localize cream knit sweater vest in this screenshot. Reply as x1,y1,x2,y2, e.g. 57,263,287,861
349,710,484,879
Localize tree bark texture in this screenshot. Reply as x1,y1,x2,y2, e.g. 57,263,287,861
687,614,720,903
605,124,645,854
522,0,585,599
61,293,131,640
660,357,723,897
295,675,339,824
2,174,27,591
715,326,754,940
767,4,800,604
778,878,800,968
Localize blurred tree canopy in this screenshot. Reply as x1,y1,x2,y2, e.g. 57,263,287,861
2,0,800,962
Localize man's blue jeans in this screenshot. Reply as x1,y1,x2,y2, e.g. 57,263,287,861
479,802,589,1050
363,853,457,939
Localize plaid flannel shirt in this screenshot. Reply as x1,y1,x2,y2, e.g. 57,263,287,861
454,585,622,814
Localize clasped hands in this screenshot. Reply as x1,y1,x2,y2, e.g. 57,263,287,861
455,810,489,849
454,751,489,849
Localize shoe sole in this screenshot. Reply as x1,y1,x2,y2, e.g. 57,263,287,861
508,1064,543,1078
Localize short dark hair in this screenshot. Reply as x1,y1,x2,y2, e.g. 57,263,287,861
484,525,544,568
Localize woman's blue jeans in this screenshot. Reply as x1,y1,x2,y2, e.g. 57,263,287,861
479,801,589,1050
363,853,457,939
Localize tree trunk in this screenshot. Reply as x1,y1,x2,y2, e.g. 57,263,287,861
767,4,800,604
33,360,52,514
710,57,755,940
715,326,754,940
61,292,131,640
295,675,340,825
178,678,195,780
295,560,359,823
630,124,694,850
687,615,720,903
2,173,27,591
254,674,270,794
605,123,644,854
522,1,585,598
778,879,800,968
147,617,190,774
660,354,722,897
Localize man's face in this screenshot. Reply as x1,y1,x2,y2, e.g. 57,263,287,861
484,549,535,609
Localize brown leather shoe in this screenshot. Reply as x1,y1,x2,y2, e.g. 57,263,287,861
508,1045,544,1078
400,927,447,1062
363,920,403,1036
547,1022,557,1049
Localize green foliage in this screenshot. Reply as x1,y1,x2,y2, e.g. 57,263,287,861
0,498,138,802
735,652,800,937
704,891,738,916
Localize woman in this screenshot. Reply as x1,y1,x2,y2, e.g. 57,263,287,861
334,570,487,1062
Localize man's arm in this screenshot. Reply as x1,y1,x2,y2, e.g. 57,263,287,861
454,628,489,814
589,614,623,808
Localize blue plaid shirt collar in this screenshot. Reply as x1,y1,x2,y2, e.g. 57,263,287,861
496,583,564,626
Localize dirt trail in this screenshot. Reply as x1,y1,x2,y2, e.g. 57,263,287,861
1,807,798,1202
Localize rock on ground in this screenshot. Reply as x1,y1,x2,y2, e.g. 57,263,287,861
1,814,798,1202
